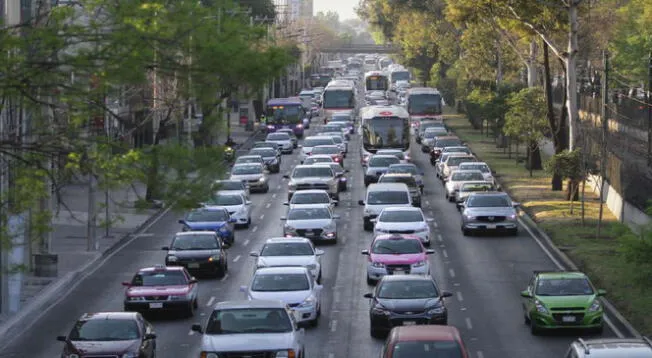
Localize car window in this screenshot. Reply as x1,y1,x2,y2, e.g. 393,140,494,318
435,139,462,147
186,210,229,222
305,157,334,164
291,193,330,204
448,157,475,166
466,195,510,208
232,165,262,175
461,183,494,192
379,210,424,223
250,149,276,157
68,319,140,341
287,207,331,220
252,273,310,292
371,239,422,254
312,146,340,155
218,181,244,191
330,137,343,144
205,308,293,334
235,157,262,164
304,138,335,147
377,281,438,299
379,176,417,187
460,163,489,173
535,278,594,296
292,167,333,178
378,151,404,159
131,270,188,286
171,234,220,250
267,133,290,140
367,191,409,205
451,172,484,181
391,341,463,358
261,242,314,256
207,194,243,206
369,156,400,167
388,165,417,175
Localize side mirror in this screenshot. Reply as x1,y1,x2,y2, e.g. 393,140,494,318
280,217,287,221
520,290,532,298
298,145,303,148
189,278,198,284
597,289,607,296
56,335,67,342
361,249,370,255
358,200,365,206
333,215,341,220
426,218,435,222
512,202,520,208
492,170,497,175
344,169,350,173
122,281,131,286
283,202,289,206
239,285,248,292
246,201,252,205
249,251,259,257
145,333,157,340
315,249,325,256
441,291,453,298
425,249,435,255
229,218,238,223
363,293,373,299
178,219,185,224
315,284,323,291
283,175,290,179
191,324,203,334
370,219,377,223
161,246,170,251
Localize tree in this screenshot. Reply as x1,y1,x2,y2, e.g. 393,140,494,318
610,0,652,84
504,88,548,176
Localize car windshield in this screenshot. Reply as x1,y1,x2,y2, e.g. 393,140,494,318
466,195,511,208
380,176,417,187
171,234,220,250
379,210,424,223
444,147,470,153
377,281,438,299
424,131,442,139
328,164,344,174
425,129,447,136
287,207,331,220
236,157,262,164
451,172,484,181
535,278,594,296
261,242,314,256
206,194,243,206
330,137,343,144
447,157,475,167
368,191,410,205
250,149,276,157
461,164,490,173
68,319,140,341
436,139,462,147
131,270,187,286
378,151,404,159
267,133,290,140
461,183,494,192
217,181,244,191
278,130,295,138
251,273,310,292
312,146,340,155
305,157,333,164
389,165,418,175
304,138,334,147
293,167,333,178
324,125,343,131
372,239,422,254
392,341,463,358
420,123,444,132
254,143,276,149
369,156,400,167
291,193,330,204
232,165,262,175
186,210,229,222
205,308,293,334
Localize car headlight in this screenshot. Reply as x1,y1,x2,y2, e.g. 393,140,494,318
414,226,429,233
371,261,385,268
208,255,221,262
288,183,297,190
588,299,602,312
371,305,390,315
508,214,517,220
167,255,178,262
464,214,476,220
258,176,266,182
427,305,446,315
127,296,146,301
412,260,426,268
535,300,548,314
275,350,295,358
299,295,316,307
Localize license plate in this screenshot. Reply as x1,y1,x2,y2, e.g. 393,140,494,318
393,270,406,275
403,321,416,326
562,315,576,323
188,263,200,268
486,224,497,229
149,303,163,309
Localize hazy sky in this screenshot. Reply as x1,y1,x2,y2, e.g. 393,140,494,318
314,0,358,20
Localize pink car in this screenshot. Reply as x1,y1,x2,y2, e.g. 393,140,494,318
361,234,435,285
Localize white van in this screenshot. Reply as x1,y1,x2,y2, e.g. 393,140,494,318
358,183,413,231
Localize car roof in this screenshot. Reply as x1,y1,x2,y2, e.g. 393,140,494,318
305,135,335,140
380,274,434,283
468,192,509,198
267,132,290,137
238,155,263,159
214,300,288,310
254,266,311,275
573,338,652,356
389,163,417,168
451,170,484,176
380,206,422,213
292,189,330,195
313,145,340,149
79,312,139,321
391,325,462,342
367,183,409,191
381,173,413,178
175,231,218,237
307,154,335,160
447,155,476,160
444,146,470,151
289,204,331,210
536,271,589,280
265,237,312,244
294,164,332,169
461,181,493,186
377,149,402,153
233,163,264,168
373,234,423,242
370,154,400,160
460,161,487,166
435,136,460,140
138,265,186,273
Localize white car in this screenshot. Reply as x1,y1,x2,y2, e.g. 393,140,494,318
444,170,486,202
240,266,323,326
376,149,409,163
373,207,433,246
303,154,335,166
458,162,495,184
440,155,476,180
214,179,250,200
282,205,339,242
250,237,324,282
284,189,337,209
204,191,252,228
320,132,348,154
229,163,269,193
266,132,294,154
299,136,336,163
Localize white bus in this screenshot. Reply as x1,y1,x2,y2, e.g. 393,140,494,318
359,105,410,166
322,81,356,122
406,87,444,125
389,66,411,87
364,71,389,93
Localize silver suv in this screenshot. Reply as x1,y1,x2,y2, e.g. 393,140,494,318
460,192,519,236
284,165,339,201
565,337,652,358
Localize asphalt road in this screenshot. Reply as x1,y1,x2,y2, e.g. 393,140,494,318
0,119,616,358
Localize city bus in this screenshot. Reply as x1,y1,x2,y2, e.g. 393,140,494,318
359,105,410,166
265,97,307,138
364,71,389,93
310,73,332,88
389,66,411,86
321,81,356,122
406,87,444,128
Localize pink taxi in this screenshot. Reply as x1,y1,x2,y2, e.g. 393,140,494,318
361,234,434,285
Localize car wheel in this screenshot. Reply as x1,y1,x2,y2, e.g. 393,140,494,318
364,179,370,187
524,313,531,325
225,260,229,272
530,321,541,335
262,185,269,193
194,298,199,309
370,326,384,339
363,221,373,232
215,264,226,279
317,271,322,284
592,324,604,335
310,314,319,327
462,228,472,236
185,302,195,318
423,241,431,247
244,217,251,229
366,275,376,285
448,196,455,203
510,228,519,236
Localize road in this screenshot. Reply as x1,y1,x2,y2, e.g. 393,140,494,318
0,120,616,358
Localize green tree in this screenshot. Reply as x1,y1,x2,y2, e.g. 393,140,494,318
610,0,652,83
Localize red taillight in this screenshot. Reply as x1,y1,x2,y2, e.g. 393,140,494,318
333,157,340,162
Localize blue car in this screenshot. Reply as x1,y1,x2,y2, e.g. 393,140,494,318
178,208,237,245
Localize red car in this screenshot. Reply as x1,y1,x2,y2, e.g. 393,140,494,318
311,145,344,166
380,325,469,358
122,265,199,317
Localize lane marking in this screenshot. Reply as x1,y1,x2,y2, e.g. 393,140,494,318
449,268,456,278
260,214,265,219
206,296,215,307
252,226,258,232
221,273,229,282
265,203,271,209
477,351,484,358
276,184,281,189
437,234,443,242
425,201,430,206
135,233,154,237
465,317,473,330
433,221,438,228
456,292,464,302
243,239,250,246
328,354,334,358
442,249,449,258
188,330,195,336
272,193,277,198
233,255,241,262
330,319,338,332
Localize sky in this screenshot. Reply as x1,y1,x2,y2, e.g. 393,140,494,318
314,0,358,20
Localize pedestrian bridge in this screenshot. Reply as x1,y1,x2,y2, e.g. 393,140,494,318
319,44,400,54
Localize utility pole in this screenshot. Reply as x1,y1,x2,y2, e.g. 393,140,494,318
87,75,100,252
647,51,651,167
597,50,608,238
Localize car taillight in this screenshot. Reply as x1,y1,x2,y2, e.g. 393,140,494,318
296,124,303,129
333,157,340,162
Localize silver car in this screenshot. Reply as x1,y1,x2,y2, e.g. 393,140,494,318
284,189,336,209
191,300,306,357
460,192,519,236
284,165,339,201
214,179,250,200
440,155,476,181
229,163,269,193
282,205,339,242
436,147,473,177
303,154,335,166
320,132,348,154
456,181,497,205
204,192,252,228
250,237,324,282
364,155,401,186
458,161,495,184
235,154,265,167
266,132,294,154
444,170,485,202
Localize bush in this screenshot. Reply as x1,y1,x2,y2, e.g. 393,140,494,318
617,218,652,284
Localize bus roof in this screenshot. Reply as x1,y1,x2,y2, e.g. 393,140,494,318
407,87,441,95
326,80,355,88
324,84,355,91
267,98,302,106
360,105,409,119
364,71,387,78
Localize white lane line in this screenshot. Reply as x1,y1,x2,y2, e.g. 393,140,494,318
135,233,154,237
260,214,265,219
477,351,485,358
252,226,258,232
449,268,456,278
206,296,215,307
188,330,195,336
456,292,464,302
425,201,430,206
233,255,241,262
221,273,229,282
465,317,473,330
433,221,438,228
272,193,277,198
437,234,443,242
243,239,250,246
265,203,271,209
276,184,281,189
328,354,334,358
442,249,449,258
330,319,338,332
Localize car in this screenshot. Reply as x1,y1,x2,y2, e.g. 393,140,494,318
416,121,446,144
444,170,485,202
420,128,449,152
458,161,495,184
323,122,350,140
311,145,344,166
440,155,477,181
460,192,519,236
380,325,470,358
284,164,339,201
565,337,652,358
376,149,410,163
163,231,229,276
388,163,424,191
277,128,299,148
299,136,336,163
214,179,250,200
179,206,236,242
240,267,323,327
266,132,294,154
252,141,281,155
373,207,432,246
456,181,497,206
360,183,413,231
430,136,464,164
315,162,349,191
378,173,422,207
284,189,337,209
363,275,452,338
250,237,325,282
234,154,265,167
362,234,434,284
521,271,607,335
191,300,306,357
57,312,157,358
282,205,339,243
435,148,473,178
122,265,199,316
204,191,252,228
249,147,281,173
303,154,335,165
364,155,401,186
229,163,269,193
330,115,355,134
320,132,348,154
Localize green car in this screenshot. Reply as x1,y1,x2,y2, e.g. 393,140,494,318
520,271,606,335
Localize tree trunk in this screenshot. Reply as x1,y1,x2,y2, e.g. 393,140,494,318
566,179,579,201
145,132,162,202
526,141,543,174
527,39,538,88
580,179,586,225
566,1,582,151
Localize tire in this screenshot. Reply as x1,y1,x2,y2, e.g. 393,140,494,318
530,320,541,335
215,264,226,279
524,313,531,325
592,324,604,335
370,326,384,339
262,185,269,193
244,217,251,229
510,228,519,236
309,314,319,327
462,228,472,236
185,302,195,318
194,298,199,309
366,275,376,285
363,221,373,232
423,240,431,247
317,270,322,284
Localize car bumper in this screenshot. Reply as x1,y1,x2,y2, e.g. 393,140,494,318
370,312,447,332
124,299,192,312
247,180,267,190
231,212,249,225
291,304,319,323
167,260,224,272
284,231,337,242
367,263,430,281
462,221,517,231
530,311,603,330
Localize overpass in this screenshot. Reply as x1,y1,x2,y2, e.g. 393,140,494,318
318,44,400,54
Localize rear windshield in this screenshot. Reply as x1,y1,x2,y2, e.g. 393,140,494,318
447,157,475,166
291,193,330,204
207,194,243,206
391,341,463,358
371,239,422,254
312,146,340,155
379,176,417,187
292,167,333,178
460,163,490,173
218,181,244,190
388,165,418,175
250,149,276,157
367,191,410,205
379,210,423,222
369,156,400,167
451,172,484,181
267,133,290,140
288,207,331,220
232,165,262,175
305,138,335,147
435,138,462,147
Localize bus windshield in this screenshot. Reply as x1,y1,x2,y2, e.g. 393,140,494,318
391,71,410,83
408,94,442,115
266,104,302,124
363,117,409,152
323,90,355,109
366,76,388,91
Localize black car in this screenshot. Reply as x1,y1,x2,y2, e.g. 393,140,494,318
57,312,156,358
249,147,281,173
163,231,228,278
364,275,452,338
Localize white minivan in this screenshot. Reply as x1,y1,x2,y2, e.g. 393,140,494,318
358,183,413,231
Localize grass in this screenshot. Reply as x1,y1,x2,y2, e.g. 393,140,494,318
445,111,652,336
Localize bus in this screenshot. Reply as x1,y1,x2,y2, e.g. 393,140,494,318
310,73,332,88
377,57,393,70
321,81,356,122
359,105,410,166
363,57,378,72
406,88,444,126
389,66,411,86
265,98,307,138
364,71,389,93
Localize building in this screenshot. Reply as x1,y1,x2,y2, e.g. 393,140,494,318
300,0,313,19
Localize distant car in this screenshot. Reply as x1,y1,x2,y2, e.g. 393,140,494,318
330,115,354,134
282,205,339,243
378,173,422,207
362,234,434,284
420,129,449,153
191,300,306,357
315,162,349,192
364,155,401,186
203,191,252,228
311,145,344,166
373,207,432,246
285,189,337,209
229,163,269,193
521,271,606,335
430,136,464,164
249,147,281,173
376,149,409,163
565,337,652,358
388,163,424,191
444,170,485,202
381,325,470,358
320,132,348,154
163,231,229,277
303,154,335,166
122,265,199,316
299,136,336,163
460,192,519,236
234,154,265,167
240,266,323,326
178,208,236,245
364,275,452,338
458,161,495,184
250,237,324,282
266,132,294,154
57,312,157,358
277,128,299,148
456,181,497,205
214,179,250,200
440,155,477,181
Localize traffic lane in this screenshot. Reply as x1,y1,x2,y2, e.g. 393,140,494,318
410,146,615,358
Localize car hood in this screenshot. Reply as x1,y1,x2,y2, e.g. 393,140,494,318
365,203,412,215
290,177,333,184
249,290,312,304
258,256,318,268
365,166,390,175
369,253,426,265
205,204,244,213
286,219,333,229
536,294,595,309
230,174,263,181
376,297,442,311
464,207,516,216
168,248,221,259
68,340,140,355
127,284,190,296
200,332,295,352
183,221,228,230
375,222,427,231
267,140,291,144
